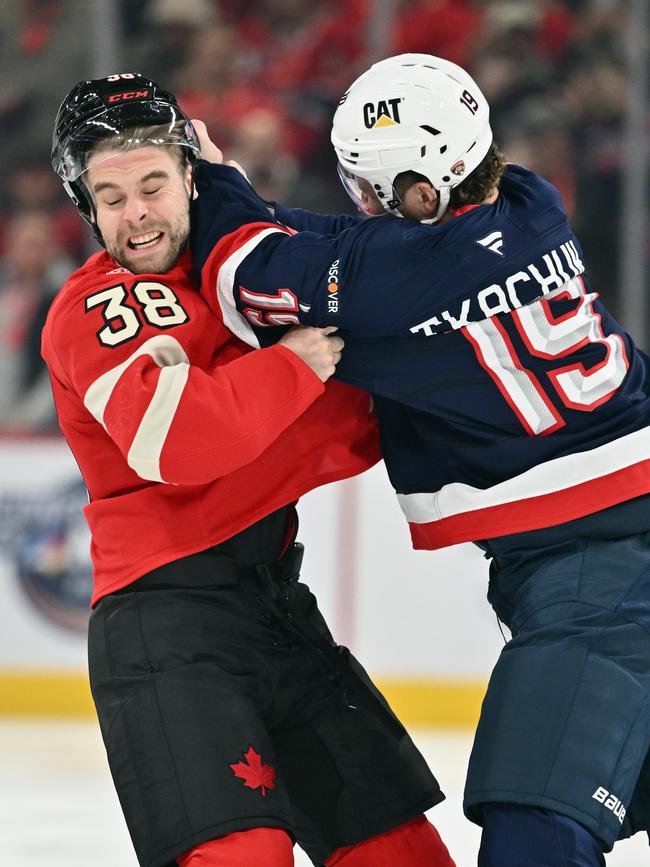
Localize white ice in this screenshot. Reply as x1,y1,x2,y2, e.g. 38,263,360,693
0,720,647,866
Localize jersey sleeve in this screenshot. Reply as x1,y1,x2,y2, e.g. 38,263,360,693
270,202,364,235
192,162,341,342
194,161,573,342
193,161,446,342
41,267,324,487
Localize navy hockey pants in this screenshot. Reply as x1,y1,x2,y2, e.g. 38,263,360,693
466,521,650,850
478,805,605,867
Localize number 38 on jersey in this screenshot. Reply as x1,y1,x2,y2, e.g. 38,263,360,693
85,281,189,347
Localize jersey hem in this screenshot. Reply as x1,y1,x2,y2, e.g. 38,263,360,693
89,463,374,606
409,468,650,549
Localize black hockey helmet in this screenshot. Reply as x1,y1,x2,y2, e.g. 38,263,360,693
51,73,200,241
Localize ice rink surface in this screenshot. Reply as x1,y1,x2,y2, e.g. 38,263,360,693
1,719,647,866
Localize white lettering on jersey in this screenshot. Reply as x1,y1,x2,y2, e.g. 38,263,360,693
504,271,530,308
528,252,566,295
326,259,340,314
440,299,471,330
410,243,586,336
477,285,511,318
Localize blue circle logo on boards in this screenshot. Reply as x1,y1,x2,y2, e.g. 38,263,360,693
6,480,93,633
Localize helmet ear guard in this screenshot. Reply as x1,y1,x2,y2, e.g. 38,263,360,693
61,177,104,244
51,73,200,245
331,53,492,222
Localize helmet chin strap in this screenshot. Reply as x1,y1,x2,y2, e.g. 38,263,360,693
420,185,451,225
376,179,451,224
385,183,451,224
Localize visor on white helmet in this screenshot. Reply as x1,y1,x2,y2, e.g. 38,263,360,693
337,163,402,217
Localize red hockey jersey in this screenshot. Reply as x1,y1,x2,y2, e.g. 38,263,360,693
41,250,379,604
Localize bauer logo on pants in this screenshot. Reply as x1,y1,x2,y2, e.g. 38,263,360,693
592,786,626,824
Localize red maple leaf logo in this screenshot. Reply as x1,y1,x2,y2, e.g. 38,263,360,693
230,746,276,796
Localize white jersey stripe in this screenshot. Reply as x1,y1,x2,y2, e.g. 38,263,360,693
127,362,190,482
398,426,650,525
214,227,290,348
83,335,190,482
568,240,585,272
83,335,189,427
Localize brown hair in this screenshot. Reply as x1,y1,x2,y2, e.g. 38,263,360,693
87,123,191,175
393,143,506,209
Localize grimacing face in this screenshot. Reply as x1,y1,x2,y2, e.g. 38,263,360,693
86,145,193,274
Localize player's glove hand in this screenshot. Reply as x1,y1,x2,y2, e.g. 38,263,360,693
279,326,344,382
192,118,249,180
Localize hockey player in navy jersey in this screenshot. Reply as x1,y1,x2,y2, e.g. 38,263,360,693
191,54,650,866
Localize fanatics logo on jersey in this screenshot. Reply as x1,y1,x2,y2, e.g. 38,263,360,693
476,231,505,257
230,746,276,796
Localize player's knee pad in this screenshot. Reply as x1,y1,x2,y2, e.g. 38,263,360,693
478,804,605,867
324,815,456,866
176,827,293,866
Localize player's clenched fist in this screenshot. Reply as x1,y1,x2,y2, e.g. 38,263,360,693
279,326,344,382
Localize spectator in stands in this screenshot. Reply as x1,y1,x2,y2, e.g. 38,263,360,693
2,157,87,263
0,211,71,432
229,107,299,203
129,0,220,86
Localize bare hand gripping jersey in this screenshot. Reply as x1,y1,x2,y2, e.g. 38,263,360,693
192,162,650,548
41,250,379,603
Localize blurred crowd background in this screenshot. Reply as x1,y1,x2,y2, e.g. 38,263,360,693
0,0,647,434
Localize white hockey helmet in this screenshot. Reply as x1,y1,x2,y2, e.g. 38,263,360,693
331,53,492,222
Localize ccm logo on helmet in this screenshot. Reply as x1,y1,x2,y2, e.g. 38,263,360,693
108,89,151,103
363,98,402,129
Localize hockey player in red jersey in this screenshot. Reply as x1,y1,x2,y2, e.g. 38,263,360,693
43,75,456,867
189,55,650,866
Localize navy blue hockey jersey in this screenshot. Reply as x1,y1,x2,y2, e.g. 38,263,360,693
191,161,650,549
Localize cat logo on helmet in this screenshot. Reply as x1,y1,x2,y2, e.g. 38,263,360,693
363,98,402,129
